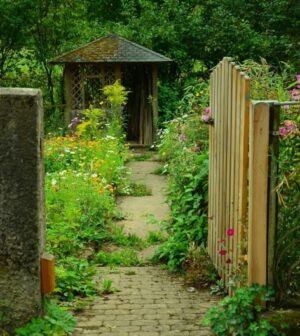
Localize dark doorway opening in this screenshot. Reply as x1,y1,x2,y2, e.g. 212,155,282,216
122,64,153,145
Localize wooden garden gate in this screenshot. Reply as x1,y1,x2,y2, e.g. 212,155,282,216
208,57,274,287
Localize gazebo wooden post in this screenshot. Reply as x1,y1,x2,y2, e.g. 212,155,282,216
152,64,158,141
63,64,73,125
115,63,122,81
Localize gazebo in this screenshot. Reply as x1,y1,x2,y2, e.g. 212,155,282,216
49,34,171,145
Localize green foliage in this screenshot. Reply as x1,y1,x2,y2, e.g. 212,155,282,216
155,108,209,271
96,249,142,266
100,279,118,295
2,0,300,130
55,258,97,301
147,231,167,245
44,87,137,305
202,285,285,336
15,300,76,336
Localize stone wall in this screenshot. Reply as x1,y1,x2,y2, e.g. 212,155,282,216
0,88,45,334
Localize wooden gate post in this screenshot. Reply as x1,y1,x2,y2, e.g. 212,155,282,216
0,88,45,333
248,102,270,285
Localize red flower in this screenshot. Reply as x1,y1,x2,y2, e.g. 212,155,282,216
219,249,227,256
227,228,234,236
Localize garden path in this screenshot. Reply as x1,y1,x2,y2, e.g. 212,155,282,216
73,152,215,336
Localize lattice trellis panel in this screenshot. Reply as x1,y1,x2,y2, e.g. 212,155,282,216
71,67,84,110
70,64,117,111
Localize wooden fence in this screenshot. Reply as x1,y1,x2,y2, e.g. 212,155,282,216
208,57,250,285
208,57,283,287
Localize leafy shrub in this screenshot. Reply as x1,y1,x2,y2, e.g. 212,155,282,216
202,285,285,336
155,111,209,271
15,301,76,336
54,258,98,301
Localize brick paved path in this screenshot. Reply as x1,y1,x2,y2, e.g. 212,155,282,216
73,155,215,335
74,267,215,336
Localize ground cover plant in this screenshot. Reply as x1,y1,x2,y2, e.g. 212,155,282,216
15,300,76,336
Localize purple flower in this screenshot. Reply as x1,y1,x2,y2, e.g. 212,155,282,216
279,120,298,138
68,117,81,129
290,89,299,101
283,104,289,110
296,74,300,83
284,120,297,132
279,127,288,137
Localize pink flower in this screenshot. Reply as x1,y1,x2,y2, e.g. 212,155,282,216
290,89,299,101
285,120,297,132
279,127,288,137
219,249,227,256
205,107,210,114
227,228,234,236
283,105,289,110
296,74,300,83
201,114,210,122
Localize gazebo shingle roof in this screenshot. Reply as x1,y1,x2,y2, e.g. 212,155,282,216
49,34,172,64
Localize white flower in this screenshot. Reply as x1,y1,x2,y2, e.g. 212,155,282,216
51,179,57,186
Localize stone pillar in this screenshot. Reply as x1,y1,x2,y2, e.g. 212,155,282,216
0,88,45,334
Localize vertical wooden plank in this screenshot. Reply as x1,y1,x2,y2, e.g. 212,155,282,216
225,60,233,284
222,58,230,279
217,61,225,273
227,63,235,282
248,102,269,285
267,104,280,286
238,74,250,269
233,66,241,279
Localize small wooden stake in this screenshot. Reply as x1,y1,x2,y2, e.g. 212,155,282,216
41,253,56,294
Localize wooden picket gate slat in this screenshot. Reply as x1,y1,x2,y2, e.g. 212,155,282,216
208,57,250,286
